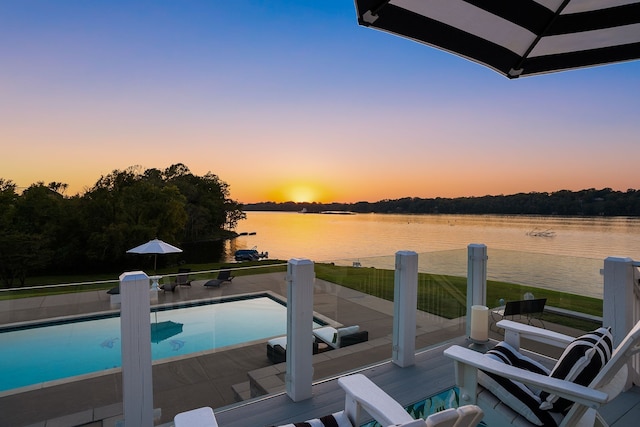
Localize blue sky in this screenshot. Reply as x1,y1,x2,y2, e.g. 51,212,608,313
2,1,639,203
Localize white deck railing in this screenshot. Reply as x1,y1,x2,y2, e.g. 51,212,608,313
599,257,640,389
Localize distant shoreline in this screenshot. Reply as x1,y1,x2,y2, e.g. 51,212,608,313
242,188,640,217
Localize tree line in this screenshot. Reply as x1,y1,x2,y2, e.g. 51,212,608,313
0,164,245,287
244,188,640,216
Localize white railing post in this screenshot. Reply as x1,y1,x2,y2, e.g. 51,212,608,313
466,244,487,340
603,256,640,390
286,258,315,402
120,271,154,427
603,257,636,347
393,251,418,367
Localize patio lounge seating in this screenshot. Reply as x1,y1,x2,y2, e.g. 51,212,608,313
175,268,192,286
491,298,546,330
444,319,640,426
313,325,369,350
160,281,178,292
336,374,483,427
173,374,483,427
204,269,234,288
107,285,121,306
165,268,191,289
266,335,320,363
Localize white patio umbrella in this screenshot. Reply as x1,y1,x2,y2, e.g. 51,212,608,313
126,238,183,273
353,0,640,78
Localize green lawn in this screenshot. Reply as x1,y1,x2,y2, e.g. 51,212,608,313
314,263,603,331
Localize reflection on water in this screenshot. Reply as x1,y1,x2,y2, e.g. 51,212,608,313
232,212,640,262
229,212,640,298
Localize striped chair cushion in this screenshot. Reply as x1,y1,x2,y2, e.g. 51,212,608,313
273,411,352,427
479,342,558,426
485,341,549,374
540,327,613,413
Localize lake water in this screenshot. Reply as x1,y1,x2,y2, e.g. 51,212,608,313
229,212,640,298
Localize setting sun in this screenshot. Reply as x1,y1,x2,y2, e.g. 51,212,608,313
288,185,317,203
265,181,333,203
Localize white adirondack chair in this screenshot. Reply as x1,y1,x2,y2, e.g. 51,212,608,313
174,373,483,427
444,319,640,427
339,373,483,427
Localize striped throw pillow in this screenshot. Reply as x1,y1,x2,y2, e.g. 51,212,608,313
540,327,613,413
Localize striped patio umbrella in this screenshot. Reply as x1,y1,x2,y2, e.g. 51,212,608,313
353,0,640,78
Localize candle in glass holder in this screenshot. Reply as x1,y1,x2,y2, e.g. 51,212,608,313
470,305,489,341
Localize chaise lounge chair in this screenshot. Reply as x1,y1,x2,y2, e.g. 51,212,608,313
313,325,369,349
266,325,369,363
173,374,483,427
175,268,192,287
160,268,191,291
444,318,640,426
160,281,178,292
204,269,234,288
266,334,320,363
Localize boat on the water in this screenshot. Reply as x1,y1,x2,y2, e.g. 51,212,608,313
234,247,269,261
320,211,355,215
526,228,556,237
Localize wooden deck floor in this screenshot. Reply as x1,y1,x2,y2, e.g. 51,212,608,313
209,341,640,427
197,338,640,427
213,339,462,427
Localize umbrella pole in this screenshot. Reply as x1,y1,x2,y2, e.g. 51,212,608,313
154,254,157,274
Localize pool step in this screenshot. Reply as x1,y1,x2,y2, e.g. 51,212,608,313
231,381,252,402
232,363,287,401
248,364,286,398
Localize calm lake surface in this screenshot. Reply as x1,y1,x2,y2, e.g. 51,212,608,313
229,212,640,298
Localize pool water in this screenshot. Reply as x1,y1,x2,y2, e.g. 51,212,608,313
0,295,322,392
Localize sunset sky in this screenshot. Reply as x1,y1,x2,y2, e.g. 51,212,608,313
2,1,639,204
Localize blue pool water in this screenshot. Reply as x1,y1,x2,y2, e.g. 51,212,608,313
0,295,322,392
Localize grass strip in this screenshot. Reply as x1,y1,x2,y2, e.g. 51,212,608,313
0,260,287,300
314,263,603,331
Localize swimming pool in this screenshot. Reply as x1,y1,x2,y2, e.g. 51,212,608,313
0,294,324,392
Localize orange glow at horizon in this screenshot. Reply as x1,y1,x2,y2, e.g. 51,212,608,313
265,181,334,203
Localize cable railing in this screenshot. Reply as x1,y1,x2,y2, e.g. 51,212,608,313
0,278,119,293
